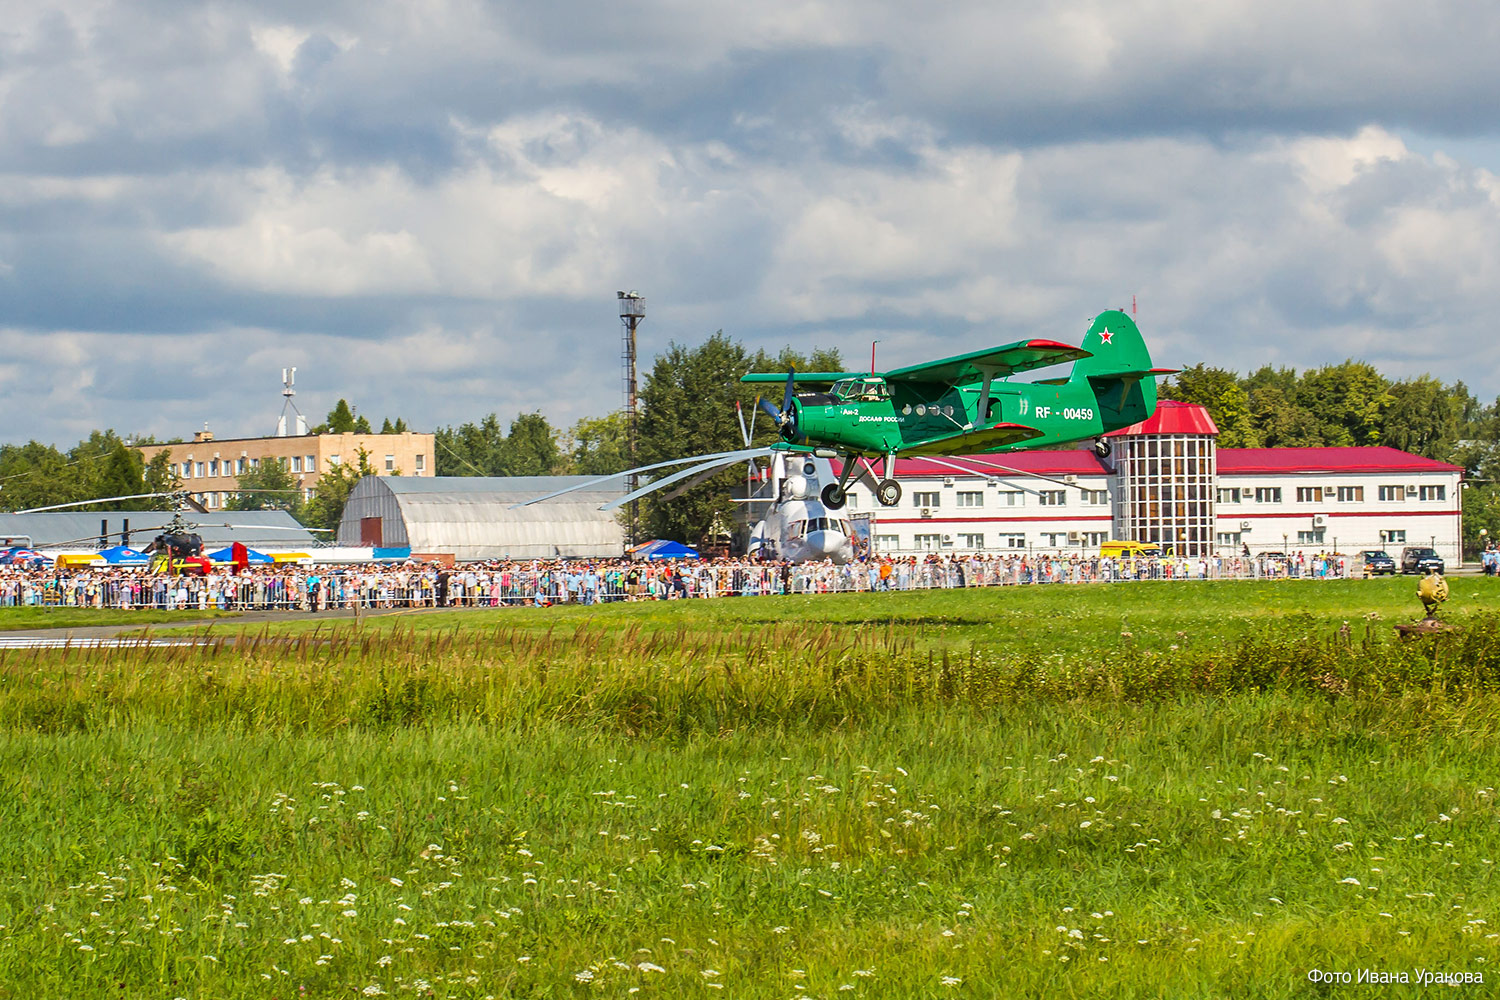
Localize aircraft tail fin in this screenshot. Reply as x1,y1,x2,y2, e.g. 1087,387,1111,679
1069,310,1164,426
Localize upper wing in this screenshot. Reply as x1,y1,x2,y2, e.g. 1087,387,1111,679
882,339,1090,385
739,371,861,386
898,421,1045,456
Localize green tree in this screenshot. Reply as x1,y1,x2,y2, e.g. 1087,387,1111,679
1161,365,1260,447
227,458,302,515
325,400,357,433
1296,361,1390,447
352,414,373,434
499,413,561,476
562,412,629,476
435,414,507,475
141,450,183,509
1463,483,1500,559
302,449,376,532
94,443,146,509
1380,377,1466,460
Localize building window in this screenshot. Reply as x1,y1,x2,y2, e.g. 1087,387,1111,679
1296,486,1319,503
1081,489,1109,505
291,456,303,473
1337,486,1363,502
955,491,984,508
180,462,191,479
1217,487,1241,504
236,457,246,475
1378,485,1405,501
998,490,1023,506
414,454,425,473
385,455,396,472
999,534,1026,548
1254,487,1281,503
195,462,205,478
912,491,941,507
1296,529,1326,545
1381,529,1407,544
1038,490,1067,506
913,533,943,551
1083,531,1108,546
959,533,985,549
874,534,900,551
1419,485,1446,501
250,458,260,470
305,455,316,474
209,459,220,477
1217,532,1242,546
1040,532,1069,548
328,454,341,466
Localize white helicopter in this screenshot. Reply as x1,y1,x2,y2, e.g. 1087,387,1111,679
734,402,855,564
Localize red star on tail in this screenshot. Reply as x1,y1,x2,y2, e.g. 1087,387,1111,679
1098,329,1114,344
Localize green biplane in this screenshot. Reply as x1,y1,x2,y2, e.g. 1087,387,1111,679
740,309,1175,508
515,309,1175,515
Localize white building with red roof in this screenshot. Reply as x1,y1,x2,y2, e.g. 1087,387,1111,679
837,400,1464,563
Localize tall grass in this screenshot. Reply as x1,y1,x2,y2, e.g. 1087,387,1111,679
2,595,1499,996
3,615,1500,735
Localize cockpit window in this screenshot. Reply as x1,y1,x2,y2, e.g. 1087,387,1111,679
830,377,891,402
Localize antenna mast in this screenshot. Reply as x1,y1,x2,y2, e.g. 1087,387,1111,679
277,367,307,437
617,291,645,546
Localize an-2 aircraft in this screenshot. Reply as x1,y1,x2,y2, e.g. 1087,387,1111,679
517,309,1174,527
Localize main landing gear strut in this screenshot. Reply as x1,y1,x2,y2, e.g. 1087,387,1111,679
821,454,904,509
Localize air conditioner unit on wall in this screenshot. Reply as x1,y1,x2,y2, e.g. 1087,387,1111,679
1406,486,1418,496
1324,486,1336,497
920,508,932,519
1064,475,1078,485
1067,531,1081,542
943,477,954,487
1313,515,1327,527
1239,521,1251,530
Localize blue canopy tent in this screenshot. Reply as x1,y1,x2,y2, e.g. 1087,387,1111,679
632,539,701,561
0,548,50,566
207,545,274,564
98,545,149,565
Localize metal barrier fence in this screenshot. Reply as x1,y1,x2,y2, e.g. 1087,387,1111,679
0,554,1359,612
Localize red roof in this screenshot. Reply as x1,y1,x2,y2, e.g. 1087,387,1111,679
832,444,1461,480
1218,447,1463,475
834,451,1110,479
1105,399,1219,437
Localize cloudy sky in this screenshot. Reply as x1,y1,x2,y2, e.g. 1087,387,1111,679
4,0,1500,445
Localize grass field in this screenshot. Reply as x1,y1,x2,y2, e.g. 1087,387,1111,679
0,606,240,631
2,579,1499,997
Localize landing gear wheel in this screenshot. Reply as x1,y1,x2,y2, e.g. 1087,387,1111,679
1093,437,1113,459
876,479,903,507
821,484,847,510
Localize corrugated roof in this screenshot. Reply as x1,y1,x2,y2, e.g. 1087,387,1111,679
337,476,628,560
0,510,321,549
1218,447,1464,474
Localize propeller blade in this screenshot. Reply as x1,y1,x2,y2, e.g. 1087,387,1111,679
781,366,796,416
758,397,782,422
747,395,761,440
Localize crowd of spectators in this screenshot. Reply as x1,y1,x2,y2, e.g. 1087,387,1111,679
0,549,1362,612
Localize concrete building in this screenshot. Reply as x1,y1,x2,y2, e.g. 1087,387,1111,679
336,475,627,562
137,429,435,510
839,401,1465,563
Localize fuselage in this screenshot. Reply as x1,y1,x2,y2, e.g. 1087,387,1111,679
747,456,856,564
788,375,1150,457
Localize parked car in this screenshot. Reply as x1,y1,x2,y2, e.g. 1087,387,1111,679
1360,550,1396,575
1400,546,1445,575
